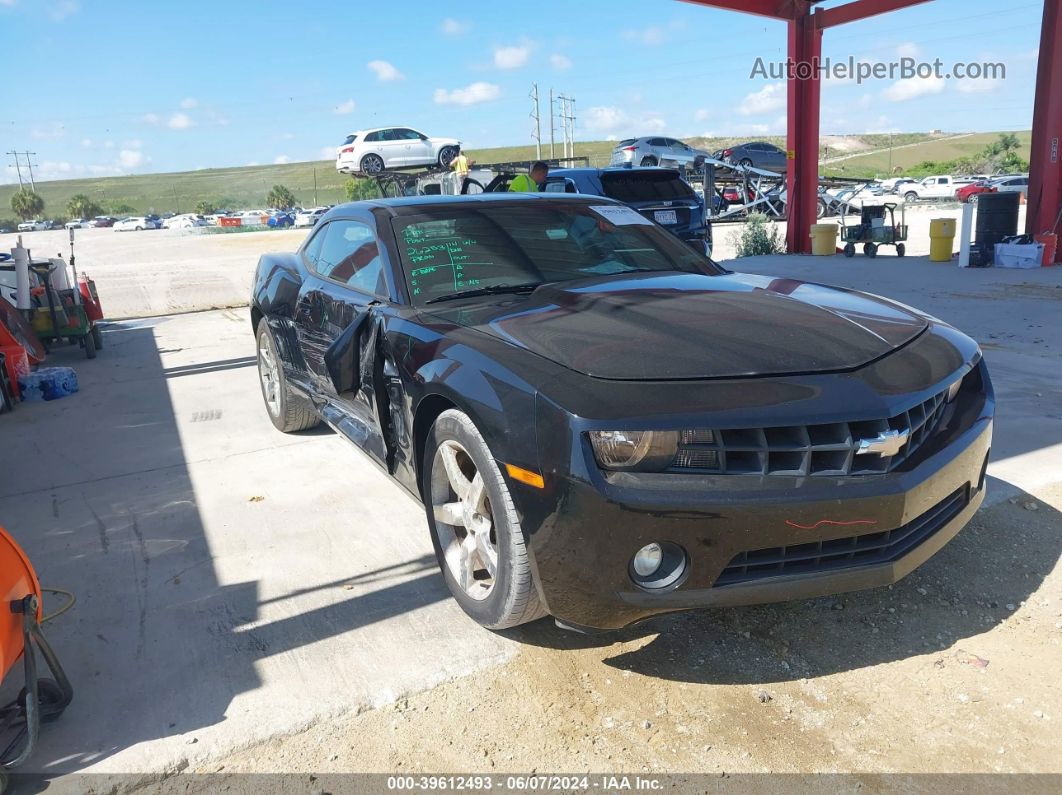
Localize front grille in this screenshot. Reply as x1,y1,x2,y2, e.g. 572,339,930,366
669,385,951,477
713,486,969,587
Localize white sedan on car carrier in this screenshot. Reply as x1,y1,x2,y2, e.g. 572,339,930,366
335,126,460,175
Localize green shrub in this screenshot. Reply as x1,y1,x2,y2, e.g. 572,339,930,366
734,212,783,257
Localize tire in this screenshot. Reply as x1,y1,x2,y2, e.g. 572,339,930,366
135,226,142,231
438,146,458,168
18,678,71,724
817,198,828,219
422,409,546,630
864,242,878,258
904,192,918,202
738,158,753,168
895,243,906,257
84,329,97,359
360,153,384,175
91,324,103,350
255,322,319,433
639,156,658,167
843,242,856,258
462,178,484,195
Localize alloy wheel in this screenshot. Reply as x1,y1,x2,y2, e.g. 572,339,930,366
430,439,498,600
257,333,281,417
362,154,384,174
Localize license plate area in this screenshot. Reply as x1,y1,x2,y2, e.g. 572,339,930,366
653,210,678,225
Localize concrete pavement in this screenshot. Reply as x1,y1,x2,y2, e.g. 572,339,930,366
0,309,517,775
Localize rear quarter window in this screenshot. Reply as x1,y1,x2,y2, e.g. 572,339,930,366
601,173,697,203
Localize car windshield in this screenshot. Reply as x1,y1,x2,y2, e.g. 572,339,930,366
393,202,721,304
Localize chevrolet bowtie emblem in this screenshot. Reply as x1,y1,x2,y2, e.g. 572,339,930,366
856,428,910,457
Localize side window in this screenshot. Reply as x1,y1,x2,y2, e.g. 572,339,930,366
397,128,423,140
938,178,948,184
379,128,398,142
364,131,380,143
313,220,385,295
543,180,568,193
302,224,328,266
648,138,666,147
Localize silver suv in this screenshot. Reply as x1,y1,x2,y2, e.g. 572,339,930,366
610,137,709,169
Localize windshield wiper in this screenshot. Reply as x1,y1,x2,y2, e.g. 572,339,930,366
425,283,542,304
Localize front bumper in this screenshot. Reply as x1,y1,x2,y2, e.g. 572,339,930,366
519,384,992,630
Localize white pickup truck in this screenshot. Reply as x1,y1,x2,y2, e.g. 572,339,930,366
901,175,973,202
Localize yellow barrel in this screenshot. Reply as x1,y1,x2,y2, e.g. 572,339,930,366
809,223,838,256
929,217,956,262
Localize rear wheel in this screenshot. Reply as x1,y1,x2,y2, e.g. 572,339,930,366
84,329,97,359
739,158,753,168
256,322,319,433
423,409,546,629
895,243,906,257
639,156,657,167
843,242,856,258
817,198,828,219
360,153,384,175
91,324,104,350
904,191,918,202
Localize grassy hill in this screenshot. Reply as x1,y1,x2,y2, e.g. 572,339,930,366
0,132,1032,222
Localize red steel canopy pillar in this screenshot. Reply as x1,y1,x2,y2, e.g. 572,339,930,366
1027,0,1062,261
785,11,823,254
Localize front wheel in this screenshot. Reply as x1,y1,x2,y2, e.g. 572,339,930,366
895,243,906,257
84,329,97,359
423,409,546,630
256,322,319,432
843,242,856,258
91,324,104,350
438,146,458,168
864,242,878,258
904,192,918,202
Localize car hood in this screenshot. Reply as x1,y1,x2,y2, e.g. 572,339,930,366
424,271,928,380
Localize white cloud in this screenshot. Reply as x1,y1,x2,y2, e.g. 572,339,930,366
80,138,92,147
583,106,628,135
440,18,468,35
550,53,572,71
142,113,161,125
273,155,290,164
433,82,501,106
320,146,337,160
957,77,1004,94
334,99,356,114
896,42,919,59
622,26,667,46
47,0,78,21
122,139,142,149
179,97,198,109
493,43,531,69
883,75,945,101
167,112,193,129
367,60,404,81
739,82,786,116
119,149,144,168
694,108,710,122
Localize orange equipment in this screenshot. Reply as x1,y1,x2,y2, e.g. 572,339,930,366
0,527,73,784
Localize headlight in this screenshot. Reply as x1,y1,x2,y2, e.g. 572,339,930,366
588,430,679,471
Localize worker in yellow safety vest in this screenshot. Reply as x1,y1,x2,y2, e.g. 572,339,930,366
450,150,473,194
509,161,549,192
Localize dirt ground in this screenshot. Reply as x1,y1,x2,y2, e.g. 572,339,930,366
208,488,1061,776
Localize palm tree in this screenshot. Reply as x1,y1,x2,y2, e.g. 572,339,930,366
67,193,102,220
11,188,44,221
266,185,296,210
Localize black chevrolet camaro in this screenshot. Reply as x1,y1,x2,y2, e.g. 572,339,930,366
250,193,993,631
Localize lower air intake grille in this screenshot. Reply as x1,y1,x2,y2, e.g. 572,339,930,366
713,486,969,587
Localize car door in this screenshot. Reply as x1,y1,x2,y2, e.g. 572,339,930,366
397,128,433,166
293,218,391,464
374,128,405,167
648,137,668,163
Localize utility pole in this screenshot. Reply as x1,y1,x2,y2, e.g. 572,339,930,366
557,96,568,160
6,151,24,189
557,95,576,161
529,83,542,160
25,152,37,191
549,89,555,159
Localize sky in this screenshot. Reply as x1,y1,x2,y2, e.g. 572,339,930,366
0,0,1046,184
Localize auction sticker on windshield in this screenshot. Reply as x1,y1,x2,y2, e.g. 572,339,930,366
590,205,653,226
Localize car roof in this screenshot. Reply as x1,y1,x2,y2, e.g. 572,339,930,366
327,192,623,217
548,166,682,177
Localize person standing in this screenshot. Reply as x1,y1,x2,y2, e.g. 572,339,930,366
508,161,549,192
450,149,472,194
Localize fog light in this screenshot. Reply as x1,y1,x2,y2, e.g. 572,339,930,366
632,543,663,577
629,541,688,591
